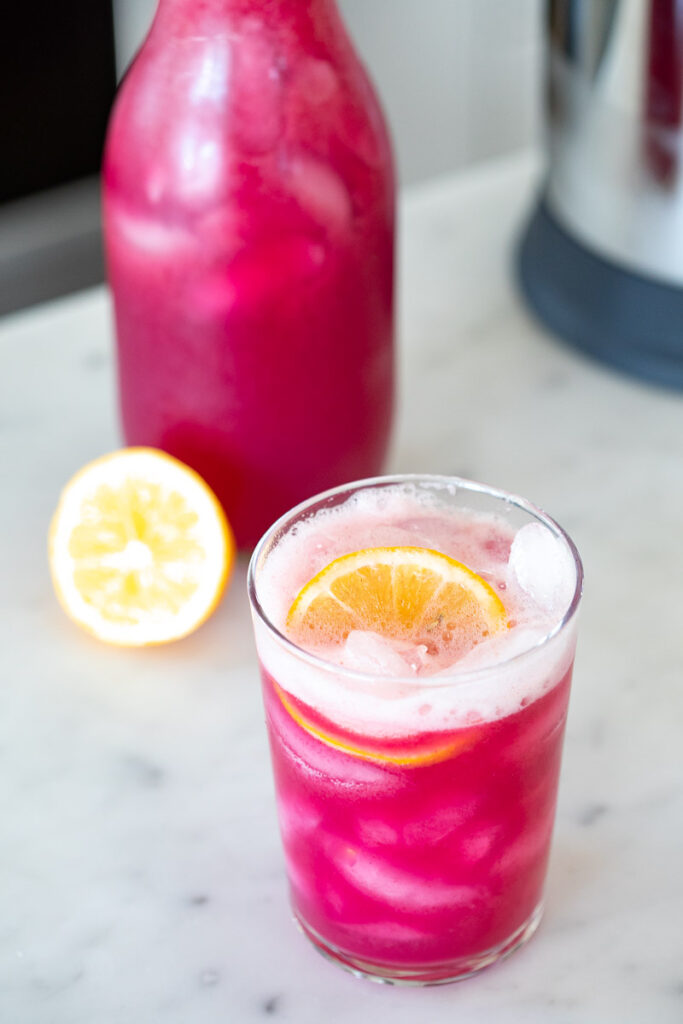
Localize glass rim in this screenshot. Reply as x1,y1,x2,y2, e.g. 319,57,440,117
247,473,584,688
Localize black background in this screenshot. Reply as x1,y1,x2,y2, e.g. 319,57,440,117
0,1,117,202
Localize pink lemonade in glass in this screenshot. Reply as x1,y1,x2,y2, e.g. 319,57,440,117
103,0,395,548
248,476,583,984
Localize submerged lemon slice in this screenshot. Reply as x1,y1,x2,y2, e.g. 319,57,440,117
286,546,507,653
49,448,234,646
273,681,476,767
280,547,508,766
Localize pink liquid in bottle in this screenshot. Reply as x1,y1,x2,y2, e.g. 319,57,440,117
103,0,395,547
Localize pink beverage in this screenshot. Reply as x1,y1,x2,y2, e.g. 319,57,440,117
102,0,395,548
248,477,583,984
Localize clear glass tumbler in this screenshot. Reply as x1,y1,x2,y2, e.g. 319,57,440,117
248,475,583,984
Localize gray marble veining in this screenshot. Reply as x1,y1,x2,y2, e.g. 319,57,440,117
2,151,682,1022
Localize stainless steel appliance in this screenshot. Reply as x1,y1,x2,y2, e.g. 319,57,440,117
519,0,683,388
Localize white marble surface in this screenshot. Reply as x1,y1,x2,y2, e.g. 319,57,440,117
2,151,682,1022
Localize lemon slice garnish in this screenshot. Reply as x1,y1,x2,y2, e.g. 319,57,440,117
287,546,507,653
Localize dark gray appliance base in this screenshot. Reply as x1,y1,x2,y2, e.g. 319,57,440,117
517,199,683,390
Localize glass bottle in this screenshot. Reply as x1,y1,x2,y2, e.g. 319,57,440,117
103,0,395,547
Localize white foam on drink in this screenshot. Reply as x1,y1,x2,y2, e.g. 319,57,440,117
252,484,579,739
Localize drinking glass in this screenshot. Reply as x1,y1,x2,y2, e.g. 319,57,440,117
248,475,583,984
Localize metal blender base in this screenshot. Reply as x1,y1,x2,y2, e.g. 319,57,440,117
517,199,683,391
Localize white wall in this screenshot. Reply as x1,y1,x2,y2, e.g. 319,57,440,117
113,0,157,78
113,0,542,185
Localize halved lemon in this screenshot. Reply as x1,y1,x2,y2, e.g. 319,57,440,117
286,546,508,654
49,448,234,646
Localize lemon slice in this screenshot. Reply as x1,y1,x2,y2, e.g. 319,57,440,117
280,547,507,766
286,546,507,653
49,448,234,646
273,681,477,767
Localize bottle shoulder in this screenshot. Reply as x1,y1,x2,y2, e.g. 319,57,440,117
104,21,393,200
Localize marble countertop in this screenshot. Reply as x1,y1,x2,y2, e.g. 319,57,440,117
2,151,682,1023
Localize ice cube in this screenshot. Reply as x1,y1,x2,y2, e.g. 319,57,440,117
286,156,352,235
111,210,197,258
452,625,549,672
233,22,282,154
188,235,325,318
190,269,238,319
459,824,504,863
277,795,321,845
356,819,400,847
402,797,481,845
283,848,313,899
328,840,484,913
508,523,575,616
398,642,430,674
197,206,241,255
296,59,339,105
335,918,430,950
282,728,406,798
340,631,409,676
493,817,553,879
